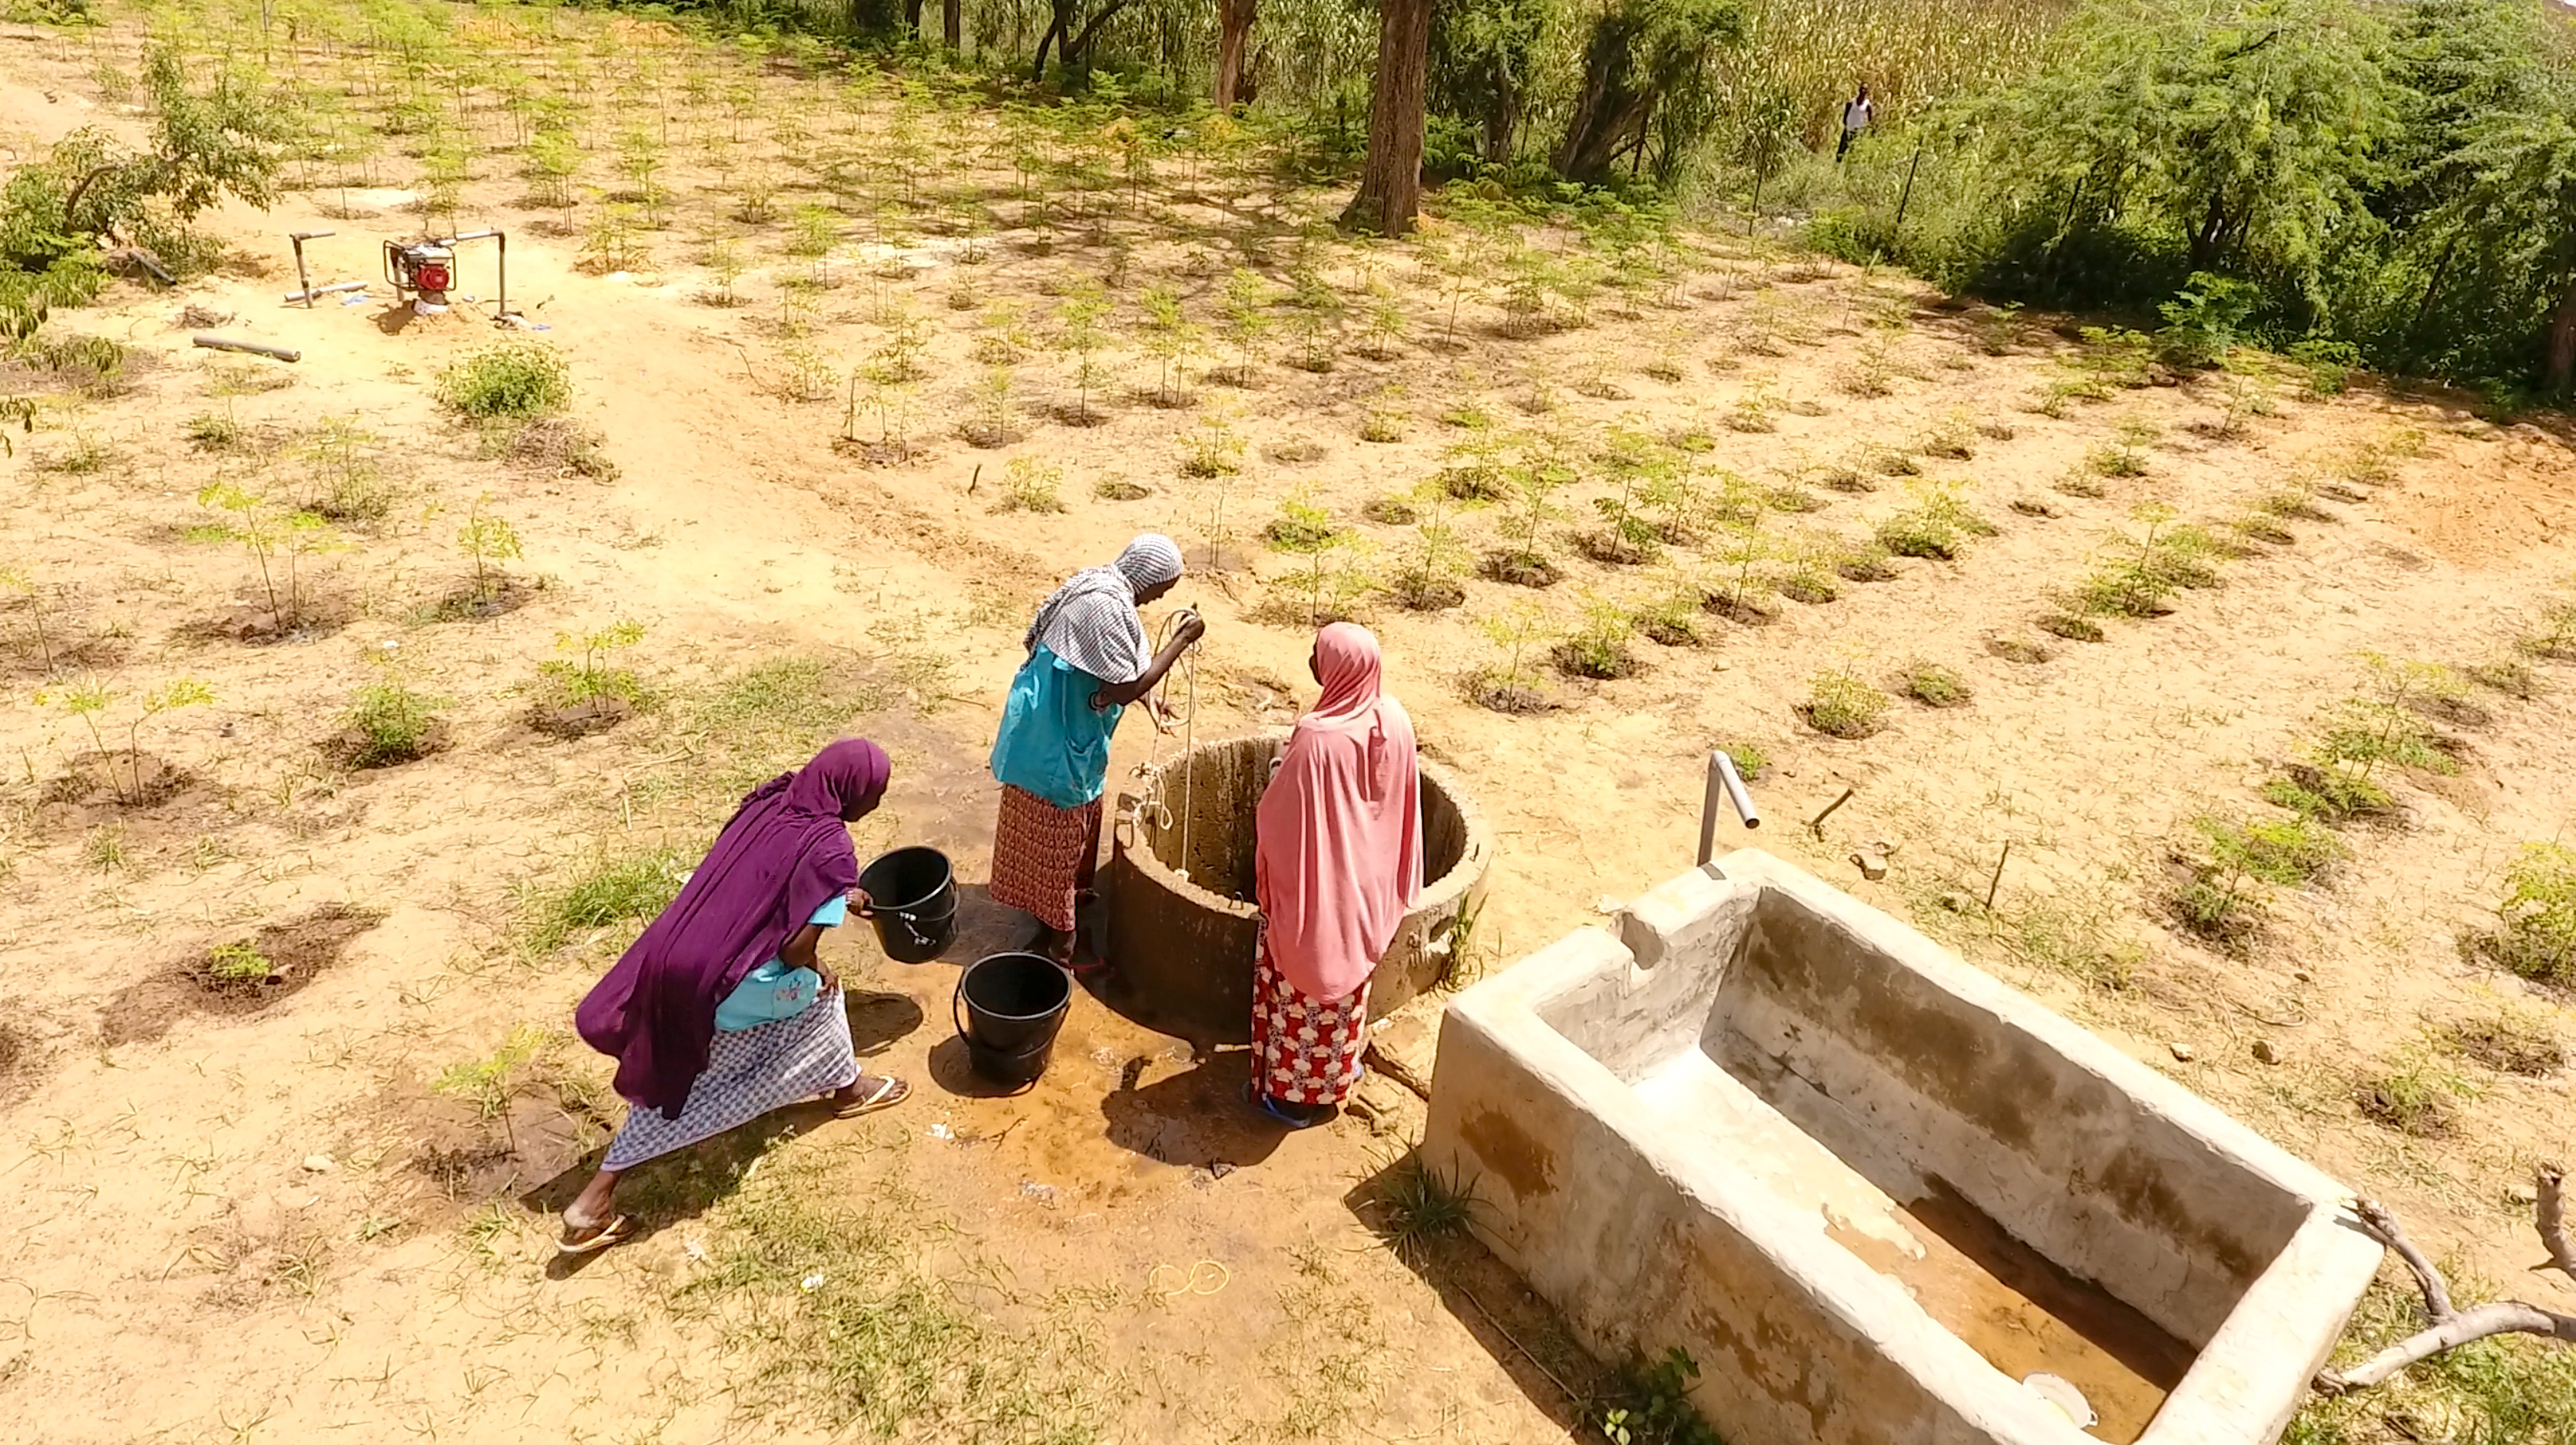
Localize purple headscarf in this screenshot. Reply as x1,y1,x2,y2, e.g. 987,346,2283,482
576,739,892,1119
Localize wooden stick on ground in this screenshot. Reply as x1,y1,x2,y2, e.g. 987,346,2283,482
2538,1162,2572,1281
2315,1178,2576,1395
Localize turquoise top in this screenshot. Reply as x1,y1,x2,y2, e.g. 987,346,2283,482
989,644,1126,808
713,894,848,1032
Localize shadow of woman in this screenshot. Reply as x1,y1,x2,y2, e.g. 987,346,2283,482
530,988,925,1279
1098,1050,1288,1171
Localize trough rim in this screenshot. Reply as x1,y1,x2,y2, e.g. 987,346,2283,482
1435,848,2386,1445
1114,731,1492,919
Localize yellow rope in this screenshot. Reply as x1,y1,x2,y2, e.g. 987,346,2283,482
1147,1258,1230,1305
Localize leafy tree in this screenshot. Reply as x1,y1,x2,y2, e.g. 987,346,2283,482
1965,0,2405,306
1552,0,1745,186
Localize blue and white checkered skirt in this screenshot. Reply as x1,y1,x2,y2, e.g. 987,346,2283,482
601,990,861,1170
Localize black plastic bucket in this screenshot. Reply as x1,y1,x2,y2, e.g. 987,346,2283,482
857,847,957,963
953,951,1073,1088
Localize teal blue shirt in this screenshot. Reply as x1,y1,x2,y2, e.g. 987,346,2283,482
713,894,848,1032
989,644,1126,808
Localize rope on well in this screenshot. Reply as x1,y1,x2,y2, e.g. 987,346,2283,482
1147,608,1202,880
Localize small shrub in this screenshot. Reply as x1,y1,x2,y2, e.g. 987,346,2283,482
2353,1056,2466,1137
1878,507,1962,560
185,412,242,451
2260,486,2335,523
1989,637,2051,665
1801,670,1889,739
1553,597,1640,680
339,680,444,768
2087,444,2147,478
1899,661,1969,708
2466,842,2576,985
435,343,571,419
1817,466,1873,494
207,941,276,984
995,457,1066,514
1865,444,1921,477
2234,513,2297,547
1264,496,1341,552
1717,742,1766,781
2520,595,2576,661
538,620,648,709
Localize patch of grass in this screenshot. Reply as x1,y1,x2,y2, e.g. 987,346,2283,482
1989,637,2051,665
691,653,892,792
339,680,445,768
2288,1280,2576,1445
1362,495,1418,527
1898,661,1970,708
519,847,690,956
185,412,242,451
2086,444,2146,477
2038,611,2105,643
680,1145,1108,1441
2464,657,2540,699
2353,1054,2469,1137
1717,742,1766,781
2260,485,2336,523
435,342,572,420
2439,1006,2567,1076
2054,471,2110,500
2520,595,2576,661
2173,814,2339,949
1265,496,1342,551
1800,670,1890,739
1817,465,1874,494
1601,1346,1724,1445
1092,477,1150,502
82,824,126,871
1365,1153,1475,1262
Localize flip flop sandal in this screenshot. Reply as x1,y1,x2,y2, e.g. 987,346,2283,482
1243,1081,1327,1130
833,1076,909,1119
555,1213,631,1256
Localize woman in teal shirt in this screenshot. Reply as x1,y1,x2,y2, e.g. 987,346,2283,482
989,534,1204,965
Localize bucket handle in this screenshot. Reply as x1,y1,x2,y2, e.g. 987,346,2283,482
951,971,971,1043
857,898,939,951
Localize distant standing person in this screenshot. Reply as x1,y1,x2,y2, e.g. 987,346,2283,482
989,534,1203,967
561,739,911,1255
1247,623,1422,1128
1838,83,1873,161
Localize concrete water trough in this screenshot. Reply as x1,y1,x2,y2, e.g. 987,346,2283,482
1422,849,2382,1445
1098,734,1492,1044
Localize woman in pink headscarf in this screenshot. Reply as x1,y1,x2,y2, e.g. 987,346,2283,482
1249,623,1422,1127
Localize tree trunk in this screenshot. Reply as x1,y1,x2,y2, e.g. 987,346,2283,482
1341,0,1434,237
1031,0,1073,81
942,0,960,47
1214,0,1257,111
1554,13,1664,185
1482,78,1516,164
2550,274,2576,398
903,0,922,32
1065,0,1132,71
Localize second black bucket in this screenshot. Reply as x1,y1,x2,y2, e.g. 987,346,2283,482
857,846,957,963
953,952,1073,1088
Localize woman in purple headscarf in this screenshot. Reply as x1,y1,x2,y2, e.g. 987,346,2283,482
558,738,911,1254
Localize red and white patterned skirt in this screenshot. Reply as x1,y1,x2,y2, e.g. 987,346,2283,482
989,784,1102,934
1250,936,1370,1107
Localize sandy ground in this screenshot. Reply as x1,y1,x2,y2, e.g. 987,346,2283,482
2,11,2574,1443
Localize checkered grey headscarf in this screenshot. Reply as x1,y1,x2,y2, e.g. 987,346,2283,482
1024,534,1183,685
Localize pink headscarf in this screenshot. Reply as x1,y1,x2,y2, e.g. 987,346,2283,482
1254,623,1423,1002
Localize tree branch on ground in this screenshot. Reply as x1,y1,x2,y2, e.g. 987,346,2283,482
2315,1170,2576,1396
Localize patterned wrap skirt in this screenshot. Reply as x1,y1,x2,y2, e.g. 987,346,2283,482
1250,930,1371,1108
601,989,860,1171
989,783,1102,934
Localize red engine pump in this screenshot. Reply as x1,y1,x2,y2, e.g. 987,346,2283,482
384,237,458,313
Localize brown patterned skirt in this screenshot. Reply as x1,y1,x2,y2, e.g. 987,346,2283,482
988,783,1102,934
